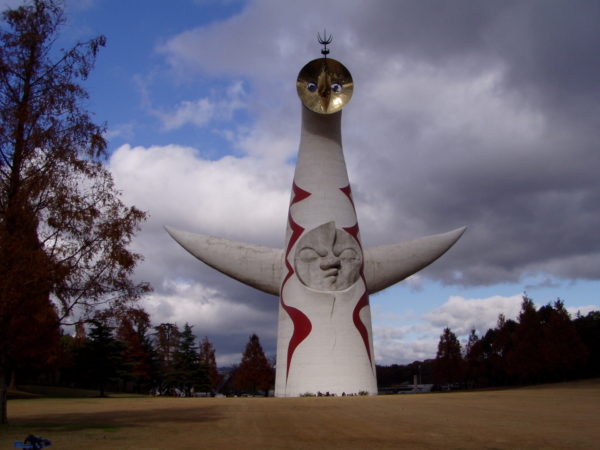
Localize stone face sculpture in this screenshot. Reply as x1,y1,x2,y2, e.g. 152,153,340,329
165,41,465,397
294,222,362,291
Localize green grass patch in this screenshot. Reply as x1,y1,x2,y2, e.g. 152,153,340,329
13,385,100,398
12,385,148,399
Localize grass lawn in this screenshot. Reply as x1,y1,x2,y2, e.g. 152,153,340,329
1,379,599,449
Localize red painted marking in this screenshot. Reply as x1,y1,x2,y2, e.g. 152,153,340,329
291,182,311,205
339,185,356,211
352,291,373,366
343,223,361,247
286,212,305,256
280,290,312,378
281,182,313,380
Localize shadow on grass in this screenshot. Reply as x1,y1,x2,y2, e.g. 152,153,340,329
5,405,223,433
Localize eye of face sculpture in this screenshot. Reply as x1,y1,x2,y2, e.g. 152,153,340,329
296,58,353,114
294,222,362,291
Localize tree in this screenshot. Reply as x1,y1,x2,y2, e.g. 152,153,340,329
79,320,124,397
0,0,148,423
537,300,587,381
116,308,154,393
172,324,208,396
464,329,484,388
506,296,544,383
232,334,273,395
198,336,219,393
153,323,180,394
574,310,600,377
433,327,464,387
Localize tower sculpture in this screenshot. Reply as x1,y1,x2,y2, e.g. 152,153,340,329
166,34,465,396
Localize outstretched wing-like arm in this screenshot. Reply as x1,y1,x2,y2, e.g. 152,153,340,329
165,226,283,296
364,227,466,294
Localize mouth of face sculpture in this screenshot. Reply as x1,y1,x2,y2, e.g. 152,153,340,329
294,222,362,291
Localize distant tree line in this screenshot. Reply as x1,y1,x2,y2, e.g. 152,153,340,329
378,296,599,391
13,308,275,398
15,309,219,397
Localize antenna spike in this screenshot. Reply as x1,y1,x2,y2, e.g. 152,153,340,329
317,29,333,57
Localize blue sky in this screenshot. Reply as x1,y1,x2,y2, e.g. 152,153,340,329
4,0,599,365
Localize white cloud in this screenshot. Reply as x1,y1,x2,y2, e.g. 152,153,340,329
567,305,598,318
424,294,523,336
373,294,524,364
375,332,437,365
153,81,247,131
109,143,291,245
105,122,135,141
143,279,273,335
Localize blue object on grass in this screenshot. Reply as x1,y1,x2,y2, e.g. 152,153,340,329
14,435,51,449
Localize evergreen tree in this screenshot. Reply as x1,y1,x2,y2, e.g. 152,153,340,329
433,327,464,387
538,300,587,381
574,310,600,377
232,334,273,395
80,320,124,397
507,296,545,383
173,324,208,396
153,323,180,395
465,329,484,388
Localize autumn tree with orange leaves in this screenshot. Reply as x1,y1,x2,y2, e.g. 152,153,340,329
232,334,274,396
0,0,148,423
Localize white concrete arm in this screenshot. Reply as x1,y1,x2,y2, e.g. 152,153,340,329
165,226,284,296
363,227,466,294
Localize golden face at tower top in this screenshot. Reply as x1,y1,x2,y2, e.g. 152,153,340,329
296,58,353,114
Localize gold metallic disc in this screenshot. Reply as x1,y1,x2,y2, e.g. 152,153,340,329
296,58,353,114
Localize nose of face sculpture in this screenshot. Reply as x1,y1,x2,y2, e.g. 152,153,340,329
317,70,332,111
320,254,341,271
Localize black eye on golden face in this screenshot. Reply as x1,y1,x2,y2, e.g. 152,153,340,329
331,82,342,93
307,82,317,92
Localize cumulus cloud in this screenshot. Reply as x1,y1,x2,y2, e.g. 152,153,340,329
110,143,290,244
424,294,524,336
375,334,437,366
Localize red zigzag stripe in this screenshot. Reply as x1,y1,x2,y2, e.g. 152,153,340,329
280,183,312,380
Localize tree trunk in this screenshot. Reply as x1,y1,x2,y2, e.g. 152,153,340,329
8,370,16,391
0,366,8,424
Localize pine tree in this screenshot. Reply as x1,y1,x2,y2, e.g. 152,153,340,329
433,327,464,387
507,296,544,383
80,320,124,397
173,324,208,396
464,329,483,388
153,323,180,395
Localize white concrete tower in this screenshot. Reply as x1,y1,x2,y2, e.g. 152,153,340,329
165,36,466,397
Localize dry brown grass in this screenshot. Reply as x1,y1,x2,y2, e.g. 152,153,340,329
1,379,599,449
